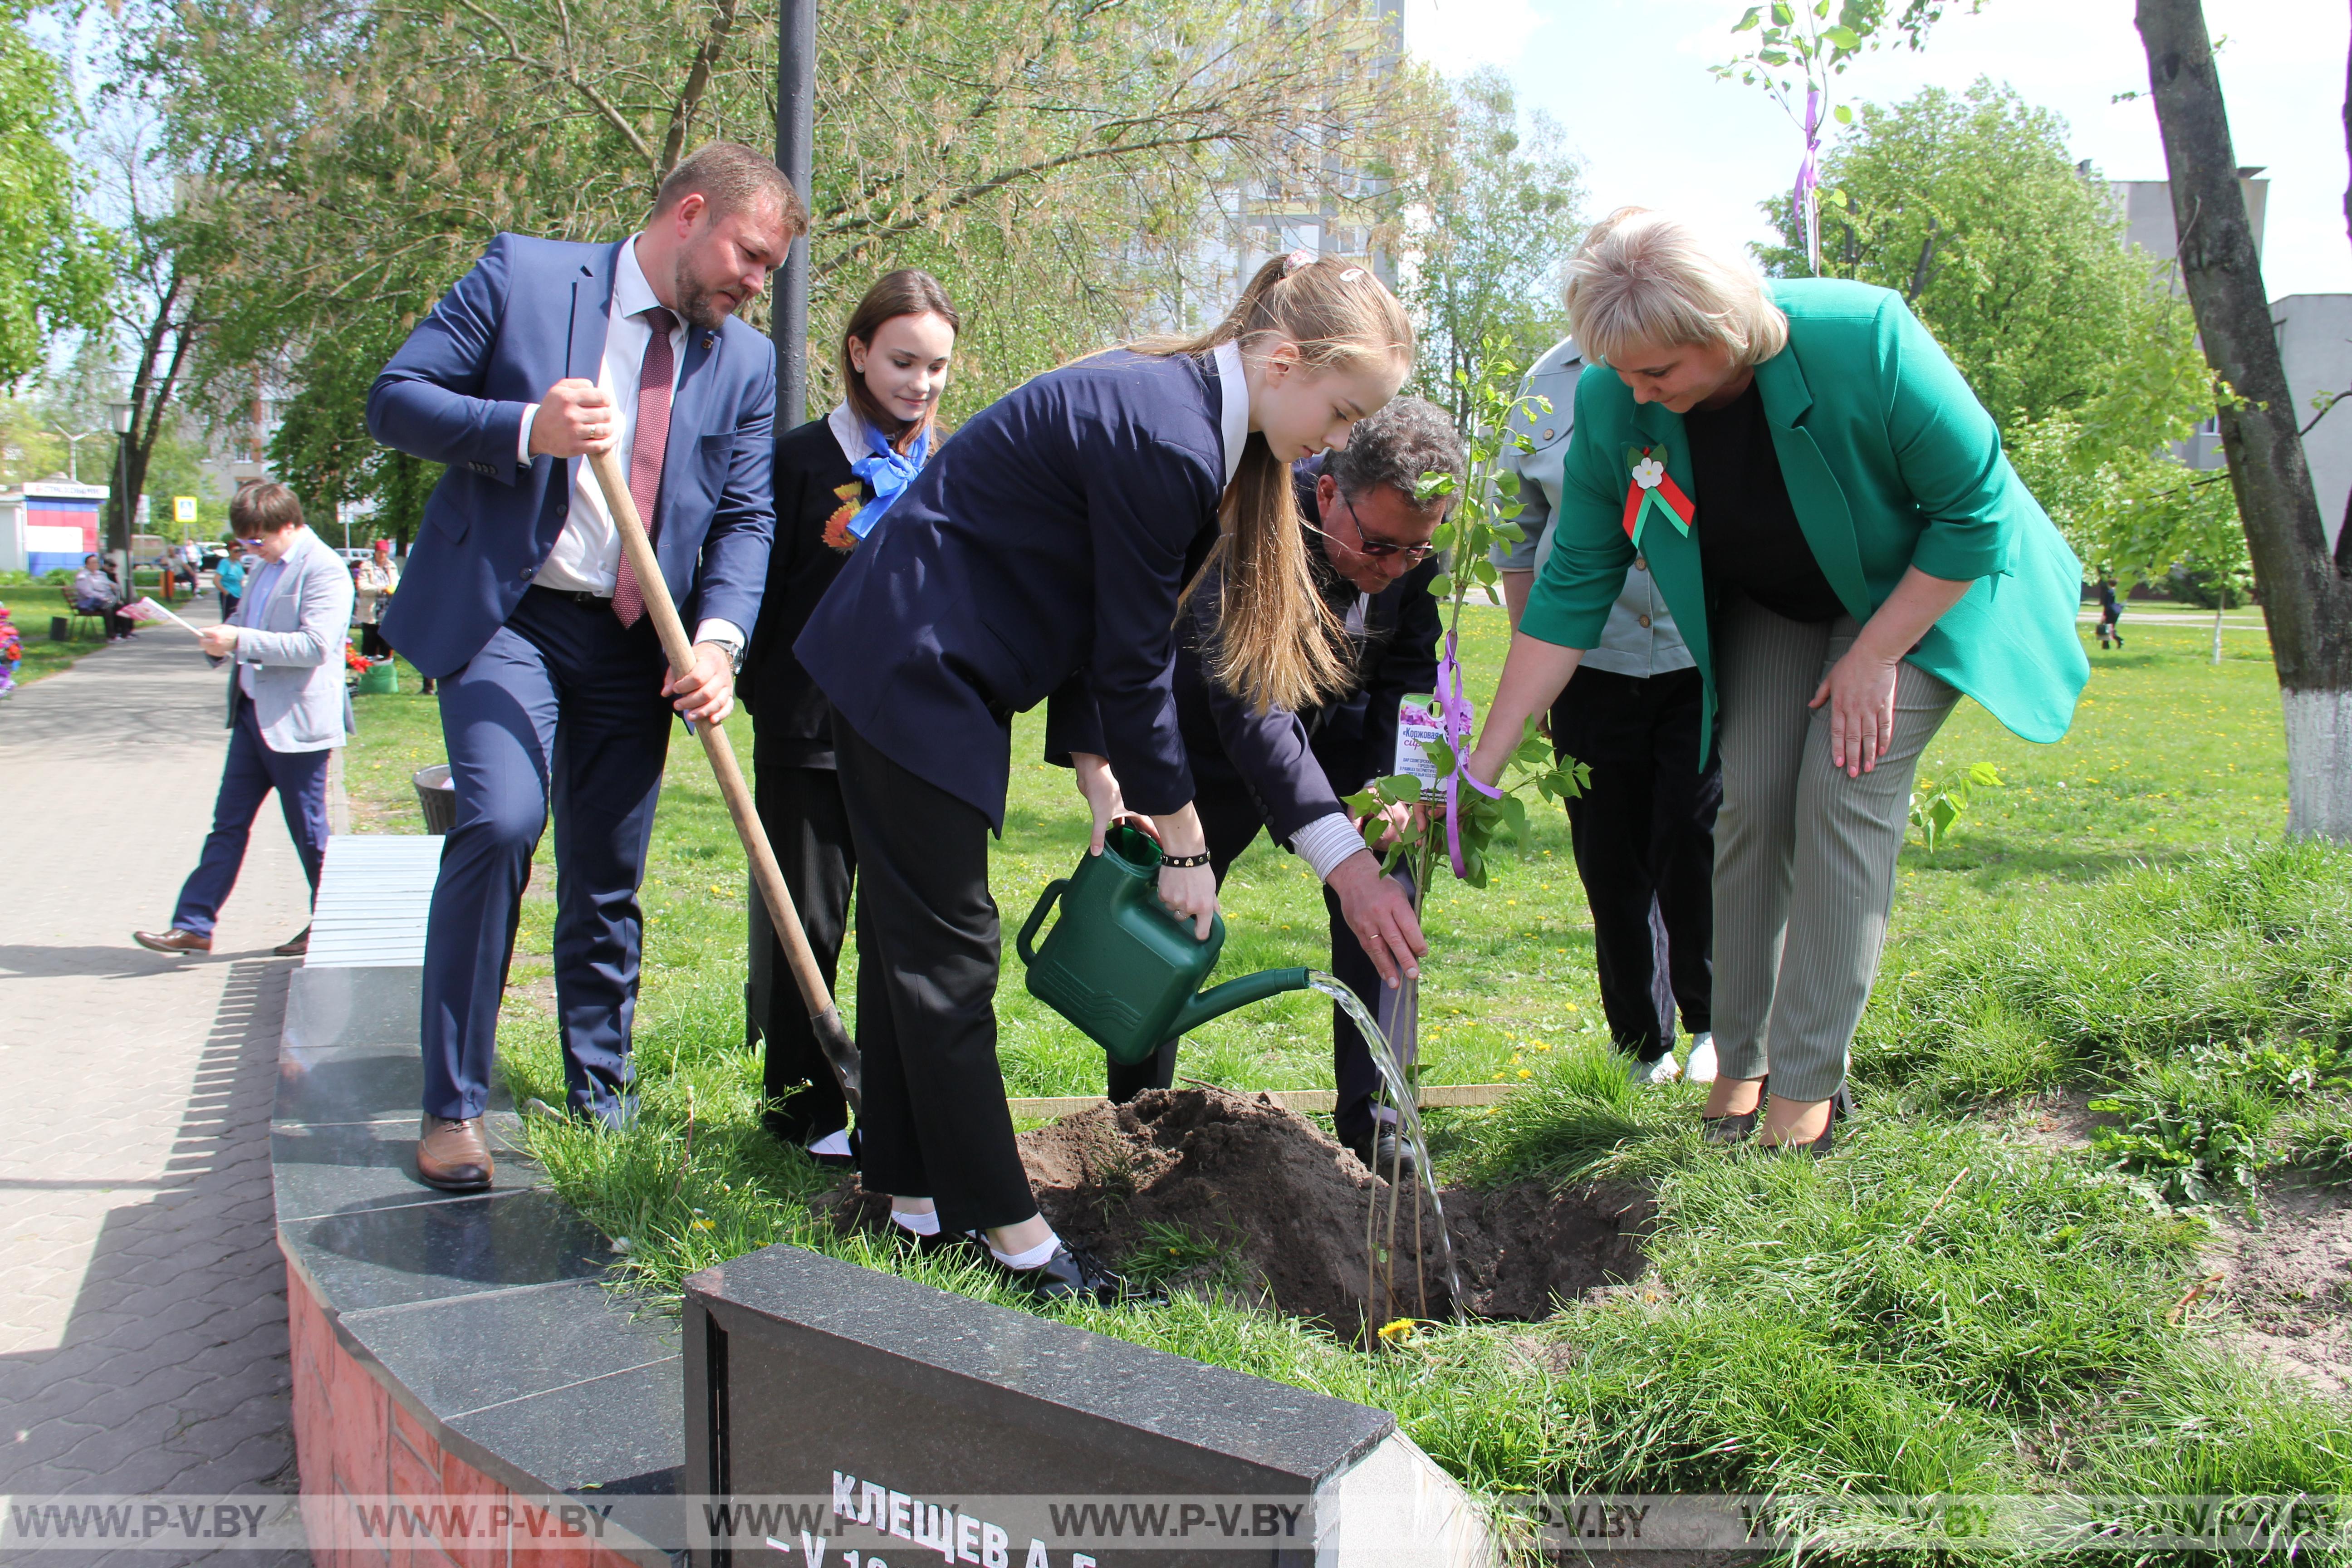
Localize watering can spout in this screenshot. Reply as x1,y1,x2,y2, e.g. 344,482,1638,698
1171,967,1313,1037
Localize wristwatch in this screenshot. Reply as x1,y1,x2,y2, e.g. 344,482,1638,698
705,636,745,674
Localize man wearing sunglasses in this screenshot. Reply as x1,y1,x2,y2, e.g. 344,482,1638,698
1051,396,1458,1176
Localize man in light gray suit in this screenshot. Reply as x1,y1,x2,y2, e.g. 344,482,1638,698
133,482,356,957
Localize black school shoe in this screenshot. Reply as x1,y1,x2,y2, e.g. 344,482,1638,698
994,1242,1127,1304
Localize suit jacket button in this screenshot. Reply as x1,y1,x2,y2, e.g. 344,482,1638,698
520,566,535,580
1633,554,1646,571
1638,614,1652,629
1540,428,1554,440
555,502,568,517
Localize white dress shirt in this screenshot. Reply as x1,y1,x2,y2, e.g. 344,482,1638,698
516,236,742,648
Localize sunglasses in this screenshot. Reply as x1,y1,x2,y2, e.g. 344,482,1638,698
1334,493,1438,563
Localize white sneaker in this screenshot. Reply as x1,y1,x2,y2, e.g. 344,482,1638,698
1629,1051,1683,1086
1686,1033,1719,1083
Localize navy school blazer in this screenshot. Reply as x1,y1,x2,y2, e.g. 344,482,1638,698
367,233,776,678
796,349,1232,829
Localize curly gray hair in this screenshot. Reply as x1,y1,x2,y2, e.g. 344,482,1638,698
1327,396,1465,510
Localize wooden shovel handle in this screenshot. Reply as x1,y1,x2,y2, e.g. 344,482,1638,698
583,446,862,1112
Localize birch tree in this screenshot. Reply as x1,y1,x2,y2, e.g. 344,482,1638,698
2136,0,2352,838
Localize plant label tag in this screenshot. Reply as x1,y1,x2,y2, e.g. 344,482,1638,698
1394,695,1444,795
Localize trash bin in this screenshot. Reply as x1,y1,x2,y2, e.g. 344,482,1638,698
50,616,69,642
413,764,458,834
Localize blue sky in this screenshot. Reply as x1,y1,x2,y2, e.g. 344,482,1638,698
1401,0,2352,302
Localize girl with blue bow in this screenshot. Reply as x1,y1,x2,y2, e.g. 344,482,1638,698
739,268,959,1169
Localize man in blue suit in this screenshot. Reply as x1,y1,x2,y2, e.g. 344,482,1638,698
369,141,798,1191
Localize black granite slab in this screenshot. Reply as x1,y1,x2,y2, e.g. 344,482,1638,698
282,1188,608,1312
274,1038,516,1126
271,1115,534,1222
343,1278,679,1418
686,1246,1394,1566
447,1356,687,1494
283,965,428,1050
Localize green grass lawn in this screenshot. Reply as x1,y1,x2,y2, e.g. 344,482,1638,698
340,613,2352,1544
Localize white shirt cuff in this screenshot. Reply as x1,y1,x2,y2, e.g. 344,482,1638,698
694,619,745,648
1290,811,1366,883
516,403,540,464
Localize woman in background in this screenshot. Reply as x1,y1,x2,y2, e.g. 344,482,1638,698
354,539,399,658
798,254,1413,1297
217,550,247,620
1467,209,2087,1154
742,270,959,1170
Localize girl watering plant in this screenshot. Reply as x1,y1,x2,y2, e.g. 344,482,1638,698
1464,209,2087,1155
797,254,1415,1298
741,269,960,1171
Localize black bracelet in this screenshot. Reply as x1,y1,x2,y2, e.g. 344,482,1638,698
1159,850,1212,868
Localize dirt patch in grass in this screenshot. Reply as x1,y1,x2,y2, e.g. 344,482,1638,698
2210,1172,2352,1397
1993,1087,2113,1159
1006,1086,1649,1331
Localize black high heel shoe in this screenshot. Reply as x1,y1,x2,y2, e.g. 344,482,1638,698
1700,1075,1767,1145
1773,1084,1852,1158
1700,1110,1758,1144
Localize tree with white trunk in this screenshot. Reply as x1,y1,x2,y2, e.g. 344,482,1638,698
2136,0,2352,838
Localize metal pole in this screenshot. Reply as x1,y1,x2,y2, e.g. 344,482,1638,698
113,430,131,616
753,0,818,1056
775,0,815,430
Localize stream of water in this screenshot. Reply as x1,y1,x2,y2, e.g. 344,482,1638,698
1305,971,1464,1315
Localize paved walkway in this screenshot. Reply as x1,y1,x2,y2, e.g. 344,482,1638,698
0,611,317,1561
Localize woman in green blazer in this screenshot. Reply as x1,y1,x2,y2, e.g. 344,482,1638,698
1466,208,2086,1152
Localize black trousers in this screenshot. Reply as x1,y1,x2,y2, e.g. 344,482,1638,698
1548,665,1720,1061
1104,773,1393,1149
749,730,854,1146
833,714,1037,1235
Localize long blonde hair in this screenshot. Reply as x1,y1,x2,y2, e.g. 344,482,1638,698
1564,207,1790,370
1131,254,1413,713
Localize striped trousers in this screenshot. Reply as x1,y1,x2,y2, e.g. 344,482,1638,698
1712,594,1959,1102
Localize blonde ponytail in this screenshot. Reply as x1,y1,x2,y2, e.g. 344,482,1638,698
1133,255,1415,713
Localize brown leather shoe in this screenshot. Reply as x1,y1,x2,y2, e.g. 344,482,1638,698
133,928,211,956
416,1115,494,1192
272,926,311,957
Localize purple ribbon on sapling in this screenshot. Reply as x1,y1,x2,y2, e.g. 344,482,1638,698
1792,88,1823,270
1435,631,1501,879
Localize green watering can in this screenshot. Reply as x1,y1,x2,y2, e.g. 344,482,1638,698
1015,823,1310,1066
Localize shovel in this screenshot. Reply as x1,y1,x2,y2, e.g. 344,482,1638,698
585,446,862,1113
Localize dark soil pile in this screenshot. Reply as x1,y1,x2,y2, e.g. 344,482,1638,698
1016,1086,1651,1331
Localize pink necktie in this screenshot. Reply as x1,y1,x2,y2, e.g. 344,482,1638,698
612,305,677,629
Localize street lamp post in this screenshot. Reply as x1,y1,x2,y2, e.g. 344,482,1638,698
751,0,818,1043
105,400,135,607
775,0,814,430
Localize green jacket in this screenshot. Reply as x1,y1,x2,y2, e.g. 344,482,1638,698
1521,279,2087,746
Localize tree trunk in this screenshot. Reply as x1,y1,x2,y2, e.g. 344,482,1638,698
2213,602,2224,665
2138,0,2352,836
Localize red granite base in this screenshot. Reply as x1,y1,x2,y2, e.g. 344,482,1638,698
285,1258,647,1568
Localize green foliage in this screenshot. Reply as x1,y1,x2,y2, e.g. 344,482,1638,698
1343,340,1588,889
1390,70,1582,431
131,0,1439,525
1907,759,2002,852
1769,81,2209,447
0,5,113,385
1715,0,1984,269
1857,839,2352,1110
2284,1101,2352,1186
2088,1063,2275,1220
